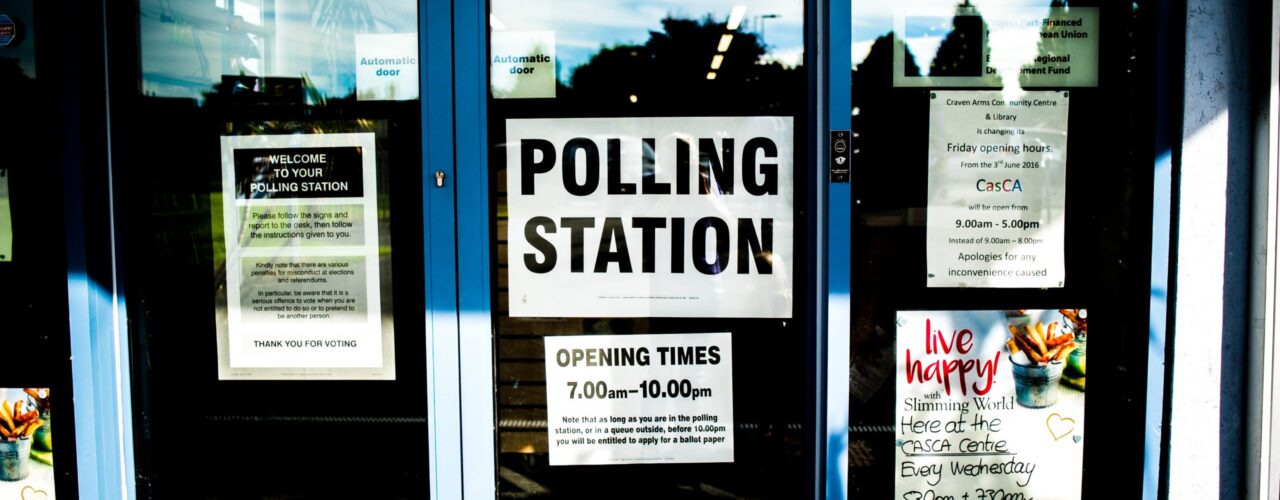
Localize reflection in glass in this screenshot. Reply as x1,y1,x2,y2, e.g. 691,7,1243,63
140,0,416,102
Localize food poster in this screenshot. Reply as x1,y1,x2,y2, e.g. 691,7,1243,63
215,132,395,380
895,310,1087,500
0,388,53,499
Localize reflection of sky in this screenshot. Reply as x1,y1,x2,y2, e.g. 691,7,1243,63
140,0,417,101
492,0,805,82
851,0,1051,65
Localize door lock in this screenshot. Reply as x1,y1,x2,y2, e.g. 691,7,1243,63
434,170,446,188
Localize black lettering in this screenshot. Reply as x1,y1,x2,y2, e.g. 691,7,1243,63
693,217,729,275
641,138,670,195
737,218,773,274
676,138,692,195
671,217,685,273
606,138,636,195
699,138,734,194
560,217,595,272
563,138,600,196
743,137,779,195
520,139,556,195
632,217,666,273
523,216,557,273
594,217,633,273
708,345,721,364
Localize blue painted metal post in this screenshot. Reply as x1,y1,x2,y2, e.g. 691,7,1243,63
421,0,464,497
825,0,852,497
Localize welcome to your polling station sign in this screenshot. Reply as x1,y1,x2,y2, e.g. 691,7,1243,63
506,117,794,318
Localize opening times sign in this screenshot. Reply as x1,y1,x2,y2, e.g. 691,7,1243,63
927,91,1068,288
506,116,794,318
544,333,734,465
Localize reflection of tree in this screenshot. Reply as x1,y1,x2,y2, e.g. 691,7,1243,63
929,2,982,77
310,0,374,96
1018,0,1070,87
542,16,802,115
851,34,924,211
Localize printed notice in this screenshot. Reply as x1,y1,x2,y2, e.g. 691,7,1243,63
355,33,419,101
0,169,10,262
217,133,392,379
544,333,734,465
927,91,1067,288
506,116,794,318
491,31,556,99
894,6,1099,88
896,310,1087,500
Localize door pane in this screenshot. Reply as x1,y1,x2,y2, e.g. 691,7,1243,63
846,1,1155,498
487,1,811,497
123,0,427,496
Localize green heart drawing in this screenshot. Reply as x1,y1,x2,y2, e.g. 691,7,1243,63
21,485,49,500
1046,413,1076,441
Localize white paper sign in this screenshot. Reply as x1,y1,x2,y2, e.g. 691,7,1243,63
544,332,734,465
355,33,419,101
217,133,391,379
894,7,1099,88
506,116,794,318
895,310,1086,500
490,31,556,99
0,169,11,262
927,91,1067,288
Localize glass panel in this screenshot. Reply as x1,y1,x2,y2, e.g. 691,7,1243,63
847,0,1153,498
488,1,811,497
124,0,427,496
0,2,77,496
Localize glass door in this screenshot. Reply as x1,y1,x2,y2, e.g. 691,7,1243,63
110,0,442,497
838,1,1160,498
462,0,821,497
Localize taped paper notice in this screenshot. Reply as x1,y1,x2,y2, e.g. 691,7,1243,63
895,310,1086,500
491,31,556,99
927,90,1068,288
506,116,794,318
895,6,1099,88
0,169,11,262
216,132,394,380
544,333,734,465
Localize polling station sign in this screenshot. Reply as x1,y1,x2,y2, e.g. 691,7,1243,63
506,117,794,318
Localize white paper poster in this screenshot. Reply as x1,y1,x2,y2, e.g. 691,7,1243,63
544,332,734,465
506,116,794,318
217,133,392,380
0,169,11,262
894,6,1099,88
927,91,1068,288
0,388,55,499
895,310,1087,500
355,33,419,101
490,31,556,99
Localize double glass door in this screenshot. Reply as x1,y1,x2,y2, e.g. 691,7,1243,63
111,0,1158,498
118,0,819,498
